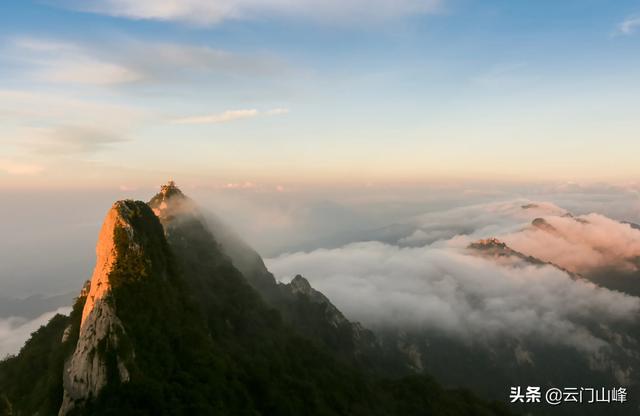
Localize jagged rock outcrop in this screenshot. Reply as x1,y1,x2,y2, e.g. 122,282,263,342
276,274,395,371
467,237,582,279
58,201,143,415
59,299,130,415
531,217,558,233
284,274,353,329
468,237,545,264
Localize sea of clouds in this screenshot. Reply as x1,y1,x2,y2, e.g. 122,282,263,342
267,199,640,354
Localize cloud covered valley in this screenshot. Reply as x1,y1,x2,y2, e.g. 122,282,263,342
267,200,640,357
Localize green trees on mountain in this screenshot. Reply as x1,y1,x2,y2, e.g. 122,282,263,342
0,296,84,416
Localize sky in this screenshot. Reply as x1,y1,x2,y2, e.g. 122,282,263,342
1,0,640,189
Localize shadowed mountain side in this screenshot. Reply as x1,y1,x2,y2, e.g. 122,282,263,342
584,268,640,298
275,275,409,375
148,182,410,374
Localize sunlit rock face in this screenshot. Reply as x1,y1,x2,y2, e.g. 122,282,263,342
59,298,129,416
81,203,135,326
59,201,149,415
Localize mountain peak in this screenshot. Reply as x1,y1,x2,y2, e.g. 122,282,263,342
531,217,557,233
289,274,313,295
149,180,190,221
468,237,538,263
468,237,507,250
159,180,183,198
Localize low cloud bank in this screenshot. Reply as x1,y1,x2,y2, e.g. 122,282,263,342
0,307,72,358
503,213,640,274
267,200,640,355
393,200,567,247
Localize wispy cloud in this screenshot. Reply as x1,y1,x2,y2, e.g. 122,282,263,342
173,108,288,124
0,90,143,162
63,0,443,26
20,125,129,155
11,38,142,86
616,15,640,35
36,59,142,85
0,89,144,127
6,37,286,87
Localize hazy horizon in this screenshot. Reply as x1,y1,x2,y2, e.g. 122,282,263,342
1,179,639,298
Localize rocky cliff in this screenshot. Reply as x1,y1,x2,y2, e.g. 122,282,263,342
58,201,151,415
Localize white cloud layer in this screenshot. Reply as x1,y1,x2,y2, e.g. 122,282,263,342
266,200,640,354
267,240,640,354
0,307,72,358
503,213,640,274
66,0,442,25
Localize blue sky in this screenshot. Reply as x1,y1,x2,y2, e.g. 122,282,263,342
1,0,640,189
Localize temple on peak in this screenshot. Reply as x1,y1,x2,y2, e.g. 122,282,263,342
161,179,177,192
158,180,184,198
150,180,186,220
